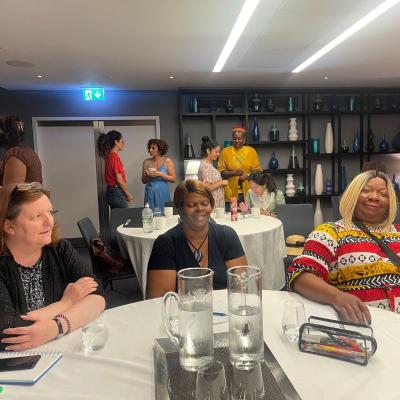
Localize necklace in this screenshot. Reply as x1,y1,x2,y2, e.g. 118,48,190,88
186,234,208,263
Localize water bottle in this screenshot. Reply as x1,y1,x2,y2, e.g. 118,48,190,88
142,203,154,233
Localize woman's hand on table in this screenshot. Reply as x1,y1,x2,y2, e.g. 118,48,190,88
332,292,371,324
2,319,58,351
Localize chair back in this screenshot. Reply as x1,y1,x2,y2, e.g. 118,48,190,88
331,195,341,221
110,207,143,249
165,201,178,215
276,203,314,238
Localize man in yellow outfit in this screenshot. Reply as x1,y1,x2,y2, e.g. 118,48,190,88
217,126,262,204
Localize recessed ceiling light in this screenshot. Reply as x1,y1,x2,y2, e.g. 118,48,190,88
324,76,328,80
37,75,43,78
213,0,260,72
169,75,174,79
5,60,35,68
292,0,400,73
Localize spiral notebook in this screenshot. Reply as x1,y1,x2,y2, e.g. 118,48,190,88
0,351,63,385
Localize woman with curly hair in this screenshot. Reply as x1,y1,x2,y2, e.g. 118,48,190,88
142,139,176,212
0,115,43,185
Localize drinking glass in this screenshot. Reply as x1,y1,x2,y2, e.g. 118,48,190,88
231,361,265,400
251,207,261,218
227,266,264,370
162,268,214,371
282,300,306,342
153,207,163,230
195,361,228,400
81,312,108,352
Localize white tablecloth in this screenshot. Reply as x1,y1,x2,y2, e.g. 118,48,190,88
117,214,287,296
5,291,400,399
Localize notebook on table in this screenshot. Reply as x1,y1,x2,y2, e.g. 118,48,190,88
0,351,63,385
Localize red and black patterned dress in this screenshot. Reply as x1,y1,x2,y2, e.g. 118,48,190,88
287,220,400,312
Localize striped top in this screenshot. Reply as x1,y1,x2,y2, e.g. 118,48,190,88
287,220,400,311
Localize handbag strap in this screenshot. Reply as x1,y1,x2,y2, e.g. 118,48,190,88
353,218,400,267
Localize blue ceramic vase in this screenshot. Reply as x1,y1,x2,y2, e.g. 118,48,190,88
324,179,333,195
269,152,279,169
379,134,390,152
252,118,260,142
352,129,360,153
339,165,347,192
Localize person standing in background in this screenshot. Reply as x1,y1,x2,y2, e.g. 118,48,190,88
97,130,133,209
142,139,176,212
198,136,227,209
217,126,262,204
0,115,43,185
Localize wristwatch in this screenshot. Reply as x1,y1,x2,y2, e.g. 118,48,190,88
53,317,65,340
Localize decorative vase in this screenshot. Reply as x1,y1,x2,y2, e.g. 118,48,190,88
314,199,324,228
330,96,339,111
379,133,390,152
324,179,333,195
288,96,294,113
325,122,334,153
184,133,196,158
392,131,400,150
313,94,323,111
296,182,305,196
311,138,320,154
352,129,360,153
285,174,296,197
251,118,260,142
269,152,279,169
288,118,298,141
366,127,375,152
223,140,233,148
341,138,349,153
251,93,262,112
189,96,198,113
269,121,279,141
225,99,234,113
266,98,275,112
288,145,299,169
339,164,347,192
209,99,217,113
348,97,355,112
374,97,382,111
314,164,323,195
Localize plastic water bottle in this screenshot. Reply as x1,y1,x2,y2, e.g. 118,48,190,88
142,203,154,233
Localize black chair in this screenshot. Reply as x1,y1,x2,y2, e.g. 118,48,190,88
77,217,136,290
164,201,178,215
109,207,143,250
331,195,341,221
276,203,314,238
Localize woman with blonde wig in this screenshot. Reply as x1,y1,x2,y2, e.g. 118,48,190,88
287,170,400,324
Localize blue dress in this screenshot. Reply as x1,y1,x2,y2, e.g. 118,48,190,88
144,161,171,212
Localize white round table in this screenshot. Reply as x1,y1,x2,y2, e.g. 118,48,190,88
117,214,286,296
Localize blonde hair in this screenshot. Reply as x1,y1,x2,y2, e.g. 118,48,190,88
339,170,397,230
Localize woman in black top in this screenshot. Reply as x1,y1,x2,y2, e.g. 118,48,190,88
0,183,105,351
146,180,247,298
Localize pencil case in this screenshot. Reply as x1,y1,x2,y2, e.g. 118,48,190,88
298,316,377,366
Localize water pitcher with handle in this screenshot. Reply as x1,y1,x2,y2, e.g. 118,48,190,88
227,266,263,370
162,267,214,371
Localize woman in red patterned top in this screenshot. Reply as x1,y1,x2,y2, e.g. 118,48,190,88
97,130,133,209
0,115,42,185
288,170,400,324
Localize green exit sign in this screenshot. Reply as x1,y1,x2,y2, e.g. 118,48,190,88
82,88,105,101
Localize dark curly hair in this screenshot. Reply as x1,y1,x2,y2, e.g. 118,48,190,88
200,136,219,157
97,130,122,158
0,115,25,148
147,139,168,156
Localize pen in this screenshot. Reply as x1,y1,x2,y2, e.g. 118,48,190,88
213,312,227,317
123,219,131,227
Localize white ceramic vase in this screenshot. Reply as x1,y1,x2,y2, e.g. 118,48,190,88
314,199,324,228
315,164,323,195
325,122,334,153
288,118,298,141
285,174,296,197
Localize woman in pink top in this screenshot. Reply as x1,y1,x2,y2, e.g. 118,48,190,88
97,130,133,209
197,136,227,209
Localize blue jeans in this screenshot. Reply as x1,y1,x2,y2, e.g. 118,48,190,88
106,186,128,209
